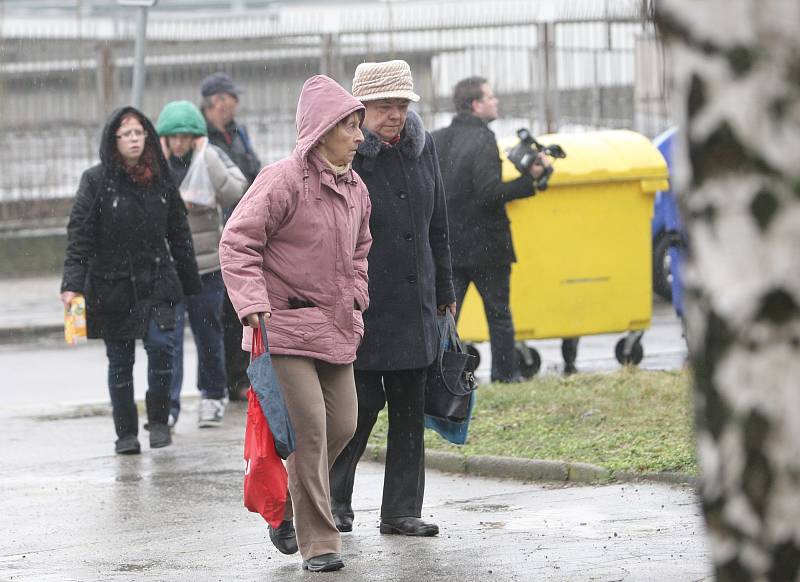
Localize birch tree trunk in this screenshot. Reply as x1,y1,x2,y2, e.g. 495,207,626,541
655,1,800,580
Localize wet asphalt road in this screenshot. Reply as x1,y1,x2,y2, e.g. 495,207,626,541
0,398,710,582
0,295,705,580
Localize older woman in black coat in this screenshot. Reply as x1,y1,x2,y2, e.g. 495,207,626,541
330,60,455,537
60,106,201,455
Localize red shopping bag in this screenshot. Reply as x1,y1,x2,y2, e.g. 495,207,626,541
243,377,288,527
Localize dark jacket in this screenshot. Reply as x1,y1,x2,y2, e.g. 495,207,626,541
204,118,262,185
353,110,455,371
61,106,202,340
432,113,536,267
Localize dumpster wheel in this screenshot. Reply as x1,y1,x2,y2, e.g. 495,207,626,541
515,343,541,378
464,343,481,369
614,335,644,366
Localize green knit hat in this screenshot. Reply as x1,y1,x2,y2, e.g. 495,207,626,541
156,100,208,137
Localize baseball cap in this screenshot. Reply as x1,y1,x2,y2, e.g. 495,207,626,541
200,72,244,98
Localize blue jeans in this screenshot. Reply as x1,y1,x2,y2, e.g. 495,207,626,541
170,270,227,419
105,310,175,437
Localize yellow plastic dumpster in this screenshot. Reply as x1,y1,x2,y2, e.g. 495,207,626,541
456,129,669,373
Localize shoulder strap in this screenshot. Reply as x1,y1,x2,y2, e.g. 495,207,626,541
237,125,254,155
259,314,270,352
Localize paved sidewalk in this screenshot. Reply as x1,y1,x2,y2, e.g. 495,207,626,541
0,277,703,580
0,275,63,333
0,401,711,582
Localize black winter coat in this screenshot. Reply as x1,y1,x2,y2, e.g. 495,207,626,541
432,113,536,267
353,110,455,371
61,107,202,340
204,118,262,185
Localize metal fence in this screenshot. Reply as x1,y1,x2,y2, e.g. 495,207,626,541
0,0,670,213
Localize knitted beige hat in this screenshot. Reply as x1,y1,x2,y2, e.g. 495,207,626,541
351,60,421,103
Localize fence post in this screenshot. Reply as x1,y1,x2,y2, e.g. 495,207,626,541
537,22,559,133
97,44,116,117
319,33,344,83
0,3,7,221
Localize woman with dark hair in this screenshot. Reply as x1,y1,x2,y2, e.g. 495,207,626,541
60,106,201,455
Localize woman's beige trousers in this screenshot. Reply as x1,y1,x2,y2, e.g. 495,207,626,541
270,355,357,559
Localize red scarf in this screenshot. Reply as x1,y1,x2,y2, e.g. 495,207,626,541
117,147,157,186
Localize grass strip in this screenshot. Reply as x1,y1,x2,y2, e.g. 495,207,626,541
368,368,697,476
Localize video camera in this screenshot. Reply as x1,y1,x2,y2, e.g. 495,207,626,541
505,128,566,191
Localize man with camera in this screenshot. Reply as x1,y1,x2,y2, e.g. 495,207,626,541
433,76,549,383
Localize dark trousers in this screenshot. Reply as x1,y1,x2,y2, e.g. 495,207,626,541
561,337,580,368
170,270,227,420
452,264,517,381
329,368,427,520
222,288,250,397
104,311,175,437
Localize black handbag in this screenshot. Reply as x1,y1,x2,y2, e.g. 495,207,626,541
425,311,478,422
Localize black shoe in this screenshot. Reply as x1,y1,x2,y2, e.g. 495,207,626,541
268,520,298,555
379,517,439,537
149,424,172,449
333,512,353,533
563,363,579,376
492,375,526,384
302,553,344,572
115,434,141,455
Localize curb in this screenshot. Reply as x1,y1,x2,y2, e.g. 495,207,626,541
0,324,63,344
614,470,700,488
363,444,697,487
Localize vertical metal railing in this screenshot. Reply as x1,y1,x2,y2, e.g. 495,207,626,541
0,6,670,209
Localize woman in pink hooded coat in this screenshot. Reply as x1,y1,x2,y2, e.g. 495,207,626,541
219,75,371,573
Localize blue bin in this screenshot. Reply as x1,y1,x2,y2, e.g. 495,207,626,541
652,127,685,318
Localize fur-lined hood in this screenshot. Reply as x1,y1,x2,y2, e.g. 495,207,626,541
357,109,427,160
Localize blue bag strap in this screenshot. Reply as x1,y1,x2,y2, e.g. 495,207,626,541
258,314,270,352
237,125,254,155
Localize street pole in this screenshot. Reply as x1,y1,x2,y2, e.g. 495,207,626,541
131,6,148,109
118,0,158,109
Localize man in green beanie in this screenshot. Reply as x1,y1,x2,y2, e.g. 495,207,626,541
156,100,248,428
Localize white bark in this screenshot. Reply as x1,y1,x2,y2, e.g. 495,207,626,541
657,0,800,579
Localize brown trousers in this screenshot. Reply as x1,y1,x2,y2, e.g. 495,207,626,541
270,355,357,559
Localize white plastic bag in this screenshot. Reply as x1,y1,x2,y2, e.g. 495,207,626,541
179,141,215,207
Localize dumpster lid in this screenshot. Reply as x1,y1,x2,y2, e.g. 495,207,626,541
500,129,669,189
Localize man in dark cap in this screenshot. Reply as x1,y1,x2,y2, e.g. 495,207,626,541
200,72,262,186
200,72,263,400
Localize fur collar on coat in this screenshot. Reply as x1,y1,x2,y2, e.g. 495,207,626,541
358,109,426,160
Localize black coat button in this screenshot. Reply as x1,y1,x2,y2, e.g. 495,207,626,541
397,191,407,199
407,274,417,284
404,232,413,240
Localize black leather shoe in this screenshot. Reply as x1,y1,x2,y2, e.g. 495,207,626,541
333,512,353,533
302,553,344,572
379,517,439,537
115,434,141,455
268,520,298,555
